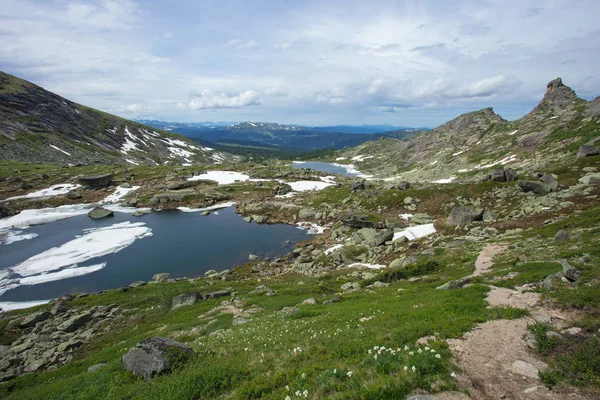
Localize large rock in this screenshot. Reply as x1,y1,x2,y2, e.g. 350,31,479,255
490,168,518,182
540,174,559,191
88,207,114,219
353,228,393,247
579,173,600,185
19,311,52,329
170,292,200,311
412,213,433,224
152,273,171,282
395,181,410,190
561,259,580,282
518,180,551,194
553,230,570,243
79,174,113,188
436,277,470,290
272,183,293,196
576,145,599,158
58,310,94,332
341,214,382,229
298,208,316,219
122,337,194,380
0,204,15,219
447,207,484,226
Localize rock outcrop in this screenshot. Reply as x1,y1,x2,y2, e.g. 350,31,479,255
122,337,194,380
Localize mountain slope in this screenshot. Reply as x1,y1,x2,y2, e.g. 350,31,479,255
338,78,600,181
0,71,228,166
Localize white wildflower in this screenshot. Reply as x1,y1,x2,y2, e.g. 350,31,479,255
347,371,353,377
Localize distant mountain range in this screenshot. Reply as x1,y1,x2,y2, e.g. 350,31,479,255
136,120,423,151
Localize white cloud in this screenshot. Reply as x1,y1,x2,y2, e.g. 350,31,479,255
125,103,145,112
225,39,257,49
265,86,289,96
187,90,261,109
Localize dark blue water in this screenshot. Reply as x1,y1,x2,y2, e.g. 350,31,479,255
0,208,310,302
291,162,358,176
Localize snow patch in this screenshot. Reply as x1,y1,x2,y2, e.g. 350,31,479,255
101,186,140,205
19,263,106,286
125,158,140,165
177,202,237,213
452,150,465,156
431,177,455,184
49,144,71,156
393,223,437,241
9,221,152,278
508,130,518,136
324,244,343,255
0,205,90,229
399,213,413,220
187,171,250,185
351,155,373,162
0,300,50,312
288,181,334,191
348,263,386,270
335,157,347,161
0,230,39,245
5,184,81,201
296,222,326,234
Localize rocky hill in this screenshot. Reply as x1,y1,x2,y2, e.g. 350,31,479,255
336,78,600,181
0,71,228,166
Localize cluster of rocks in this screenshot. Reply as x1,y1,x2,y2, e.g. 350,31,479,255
0,302,123,382
170,289,233,311
543,259,580,290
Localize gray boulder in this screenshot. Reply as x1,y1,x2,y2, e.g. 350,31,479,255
436,277,470,290
87,207,114,219
561,259,580,282
447,207,484,225
152,273,171,282
122,337,194,380
132,209,151,217
248,254,260,261
579,173,600,185
518,180,551,194
412,213,433,224
341,282,361,292
353,228,393,247
505,168,519,181
272,183,293,196
576,145,599,158
298,208,316,219
540,174,559,191
19,311,52,329
203,290,231,300
252,215,268,224
58,310,94,332
249,285,274,295
171,292,200,311
0,204,15,219
491,168,507,182
553,230,570,243
66,191,83,200
396,181,410,190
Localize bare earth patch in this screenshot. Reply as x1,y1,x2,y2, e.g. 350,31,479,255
446,243,598,400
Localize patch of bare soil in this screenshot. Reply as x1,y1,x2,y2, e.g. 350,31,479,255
446,244,598,400
471,243,508,278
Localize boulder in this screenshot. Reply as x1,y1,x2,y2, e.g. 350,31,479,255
87,207,114,219
350,180,365,191
395,181,410,190
436,277,470,290
170,292,200,311
132,209,151,217
579,173,600,185
447,207,484,225
341,282,361,292
505,168,519,182
79,174,113,188
540,174,559,191
353,228,393,247
252,215,268,224
411,213,433,224
272,183,293,196
19,311,52,329
249,285,274,295
128,281,146,288
248,254,260,261
302,297,317,305
203,290,231,300
491,168,507,182
341,214,381,229
561,259,580,282
576,145,599,158
518,180,551,194
0,204,15,219
51,301,69,316
58,310,94,332
122,337,194,380
66,191,83,200
152,273,171,282
553,230,570,243
298,208,316,219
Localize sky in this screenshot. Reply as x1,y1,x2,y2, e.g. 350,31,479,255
1,0,599,127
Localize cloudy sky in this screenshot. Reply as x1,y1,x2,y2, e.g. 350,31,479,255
1,0,599,127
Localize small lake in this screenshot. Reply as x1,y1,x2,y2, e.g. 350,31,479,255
0,208,310,303
292,161,359,176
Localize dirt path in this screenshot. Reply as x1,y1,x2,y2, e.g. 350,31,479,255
445,243,596,400
470,243,508,278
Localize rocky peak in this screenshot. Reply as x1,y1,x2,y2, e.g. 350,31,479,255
538,77,578,110
432,107,506,137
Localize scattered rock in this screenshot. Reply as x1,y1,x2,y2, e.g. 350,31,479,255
323,295,342,305
510,360,540,379
299,208,316,219
561,259,580,282
58,310,94,332
540,174,559,191
122,337,194,380
66,191,83,200
19,311,52,329
249,285,274,295
273,183,293,196
87,207,114,219
152,273,171,282
436,277,470,290
518,180,552,194
79,174,114,188
447,207,484,225
248,254,260,261
553,230,570,243
171,292,201,311
579,173,600,185
203,290,231,300
411,213,433,224
132,209,151,217
0,204,15,219
576,145,599,158
302,298,317,305
341,282,361,293
395,181,410,190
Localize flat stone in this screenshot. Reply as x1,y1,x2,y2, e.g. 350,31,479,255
171,292,200,311
511,360,539,379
